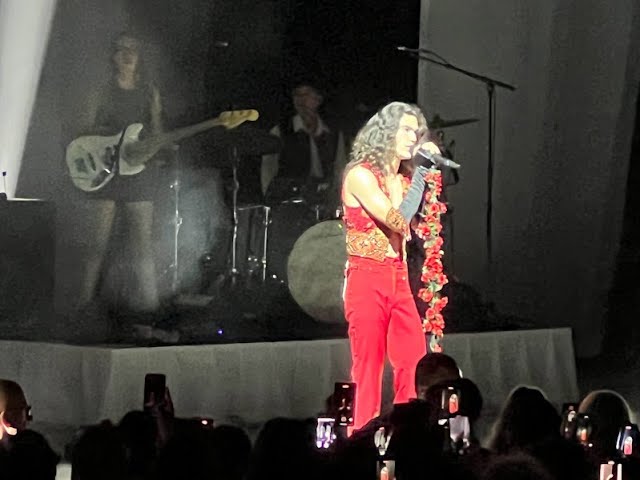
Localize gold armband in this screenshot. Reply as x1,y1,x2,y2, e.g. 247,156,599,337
386,208,408,234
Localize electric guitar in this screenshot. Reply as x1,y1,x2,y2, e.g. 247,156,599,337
66,109,259,192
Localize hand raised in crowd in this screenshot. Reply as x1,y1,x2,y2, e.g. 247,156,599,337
145,387,175,449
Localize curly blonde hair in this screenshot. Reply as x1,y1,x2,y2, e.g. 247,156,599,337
346,101,428,178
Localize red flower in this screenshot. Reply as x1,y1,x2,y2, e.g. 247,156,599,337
426,170,442,183
422,320,444,338
418,288,434,303
428,203,441,215
427,255,442,266
415,223,431,240
424,247,437,258
424,214,438,224
434,297,449,312
418,168,447,348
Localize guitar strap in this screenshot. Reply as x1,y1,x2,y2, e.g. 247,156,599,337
112,128,128,175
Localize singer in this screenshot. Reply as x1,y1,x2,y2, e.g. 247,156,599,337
341,101,442,430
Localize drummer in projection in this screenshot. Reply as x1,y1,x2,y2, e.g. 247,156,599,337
261,82,346,210
341,102,441,430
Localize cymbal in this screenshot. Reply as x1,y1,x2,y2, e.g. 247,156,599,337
428,114,479,129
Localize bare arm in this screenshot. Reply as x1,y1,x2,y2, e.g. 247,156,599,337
344,167,407,233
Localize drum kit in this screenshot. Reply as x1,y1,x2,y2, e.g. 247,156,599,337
166,114,477,324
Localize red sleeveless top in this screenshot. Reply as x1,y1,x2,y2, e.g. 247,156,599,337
342,163,410,262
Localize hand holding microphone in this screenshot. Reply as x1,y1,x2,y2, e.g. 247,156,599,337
413,141,461,169
399,141,460,222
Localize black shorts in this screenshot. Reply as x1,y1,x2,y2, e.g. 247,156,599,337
89,164,164,202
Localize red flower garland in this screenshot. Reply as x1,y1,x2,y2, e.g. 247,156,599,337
414,168,448,352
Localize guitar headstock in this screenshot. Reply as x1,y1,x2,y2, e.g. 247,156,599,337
217,110,260,129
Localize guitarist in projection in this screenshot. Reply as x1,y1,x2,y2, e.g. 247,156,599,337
76,32,167,334
68,32,258,338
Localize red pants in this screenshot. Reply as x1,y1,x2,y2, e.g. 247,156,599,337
343,256,426,430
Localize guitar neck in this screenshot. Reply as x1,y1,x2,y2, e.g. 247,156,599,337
122,110,258,166
123,117,225,166
145,117,224,151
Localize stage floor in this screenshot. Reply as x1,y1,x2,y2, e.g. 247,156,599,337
1,328,578,434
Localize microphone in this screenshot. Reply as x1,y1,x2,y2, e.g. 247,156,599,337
415,148,461,169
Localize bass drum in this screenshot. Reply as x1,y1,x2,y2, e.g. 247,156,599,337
287,220,347,324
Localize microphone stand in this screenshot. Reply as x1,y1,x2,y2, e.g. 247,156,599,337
399,47,515,282
169,145,183,296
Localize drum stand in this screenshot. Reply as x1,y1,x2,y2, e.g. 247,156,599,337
239,204,270,283
228,147,271,287
255,205,270,283
164,145,183,295
229,147,240,287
